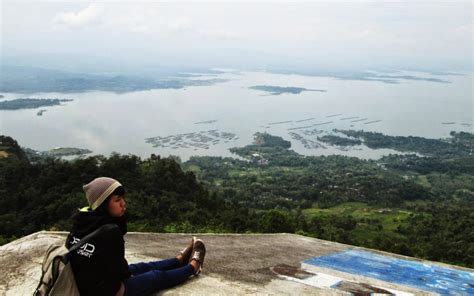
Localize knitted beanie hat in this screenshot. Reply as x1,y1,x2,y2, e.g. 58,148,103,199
83,177,122,210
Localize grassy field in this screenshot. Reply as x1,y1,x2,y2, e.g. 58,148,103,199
303,202,412,242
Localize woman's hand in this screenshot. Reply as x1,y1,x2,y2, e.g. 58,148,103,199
115,282,125,296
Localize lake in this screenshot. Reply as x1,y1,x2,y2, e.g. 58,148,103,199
0,70,472,160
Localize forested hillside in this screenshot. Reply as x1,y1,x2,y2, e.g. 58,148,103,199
185,132,474,267
0,136,256,242
0,133,472,268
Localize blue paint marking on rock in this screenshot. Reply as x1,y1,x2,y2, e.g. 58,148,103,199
304,250,474,295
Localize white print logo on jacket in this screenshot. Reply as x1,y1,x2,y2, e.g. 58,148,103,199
71,236,96,258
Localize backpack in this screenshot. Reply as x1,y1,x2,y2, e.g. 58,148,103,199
34,223,117,296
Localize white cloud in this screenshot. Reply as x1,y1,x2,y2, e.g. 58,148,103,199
170,17,193,31
52,3,104,28
3,1,471,70
130,24,149,33
199,28,239,40
166,16,237,40
453,23,473,36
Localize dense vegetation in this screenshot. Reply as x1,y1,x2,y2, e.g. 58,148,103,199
317,134,362,146
185,132,474,267
0,136,259,245
0,131,473,268
336,130,473,157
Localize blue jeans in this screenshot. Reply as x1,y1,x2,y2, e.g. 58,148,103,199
123,258,195,296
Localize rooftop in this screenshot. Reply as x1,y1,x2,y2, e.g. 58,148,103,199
1,232,473,295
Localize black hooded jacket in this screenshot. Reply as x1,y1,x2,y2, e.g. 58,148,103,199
66,208,131,296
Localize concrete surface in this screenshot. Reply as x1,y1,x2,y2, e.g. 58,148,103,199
1,231,472,295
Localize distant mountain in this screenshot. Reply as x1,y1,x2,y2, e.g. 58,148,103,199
0,98,73,110
0,65,227,93
249,85,326,95
267,68,453,84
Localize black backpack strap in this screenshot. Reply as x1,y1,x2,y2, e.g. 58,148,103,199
67,223,118,254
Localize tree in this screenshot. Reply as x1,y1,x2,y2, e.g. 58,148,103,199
258,210,295,233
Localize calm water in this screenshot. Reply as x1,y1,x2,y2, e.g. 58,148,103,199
0,71,472,160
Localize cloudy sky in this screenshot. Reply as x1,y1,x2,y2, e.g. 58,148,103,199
1,1,472,72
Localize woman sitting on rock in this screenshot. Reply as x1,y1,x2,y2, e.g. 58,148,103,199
66,177,206,296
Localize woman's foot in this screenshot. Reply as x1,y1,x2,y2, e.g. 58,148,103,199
189,239,206,275
177,237,195,264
